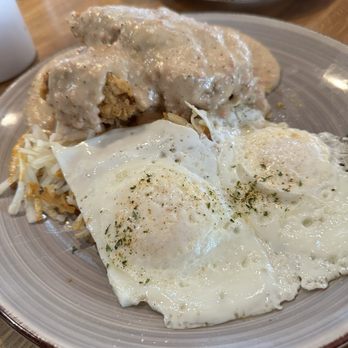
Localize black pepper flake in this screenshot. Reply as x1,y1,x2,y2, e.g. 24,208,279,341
106,244,112,252
130,185,136,190
260,163,266,169
139,278,150,285
104,224,111,235
71,246,78,254
271,192,279,203
114,239,123,250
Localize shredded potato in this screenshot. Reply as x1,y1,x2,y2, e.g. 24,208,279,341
186,102,213,140
0,125,78,223
163,112,192,127
8,135,25,183
163,106,212,140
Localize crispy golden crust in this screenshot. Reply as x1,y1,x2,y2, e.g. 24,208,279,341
8,135,25,184
39,72,49,100
98,72,138,123
26,182,77,215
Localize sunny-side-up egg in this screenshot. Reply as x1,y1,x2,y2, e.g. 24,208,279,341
52,119,293,328
218,124,348,290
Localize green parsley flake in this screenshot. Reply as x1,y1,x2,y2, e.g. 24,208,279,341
132,210,139,220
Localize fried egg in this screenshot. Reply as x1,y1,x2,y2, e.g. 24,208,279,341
53,119,294,328
52,111,348,328
219,124,348,290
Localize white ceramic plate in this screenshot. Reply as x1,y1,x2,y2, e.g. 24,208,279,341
1,13,348,348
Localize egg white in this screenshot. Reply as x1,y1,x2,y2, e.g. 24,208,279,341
218,124,348,290
53,119,292,328
52,111,348,327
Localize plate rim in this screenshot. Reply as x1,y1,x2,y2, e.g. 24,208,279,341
0,304,53,348
190,12,348,52
0,12,347,348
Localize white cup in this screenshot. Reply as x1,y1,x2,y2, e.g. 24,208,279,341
0,0,36,82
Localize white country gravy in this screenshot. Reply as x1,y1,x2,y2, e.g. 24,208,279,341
24,6,280,143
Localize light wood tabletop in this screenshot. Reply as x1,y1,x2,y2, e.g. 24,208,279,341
0,0,348,347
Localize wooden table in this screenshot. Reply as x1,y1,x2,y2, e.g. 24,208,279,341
0,0,347,347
